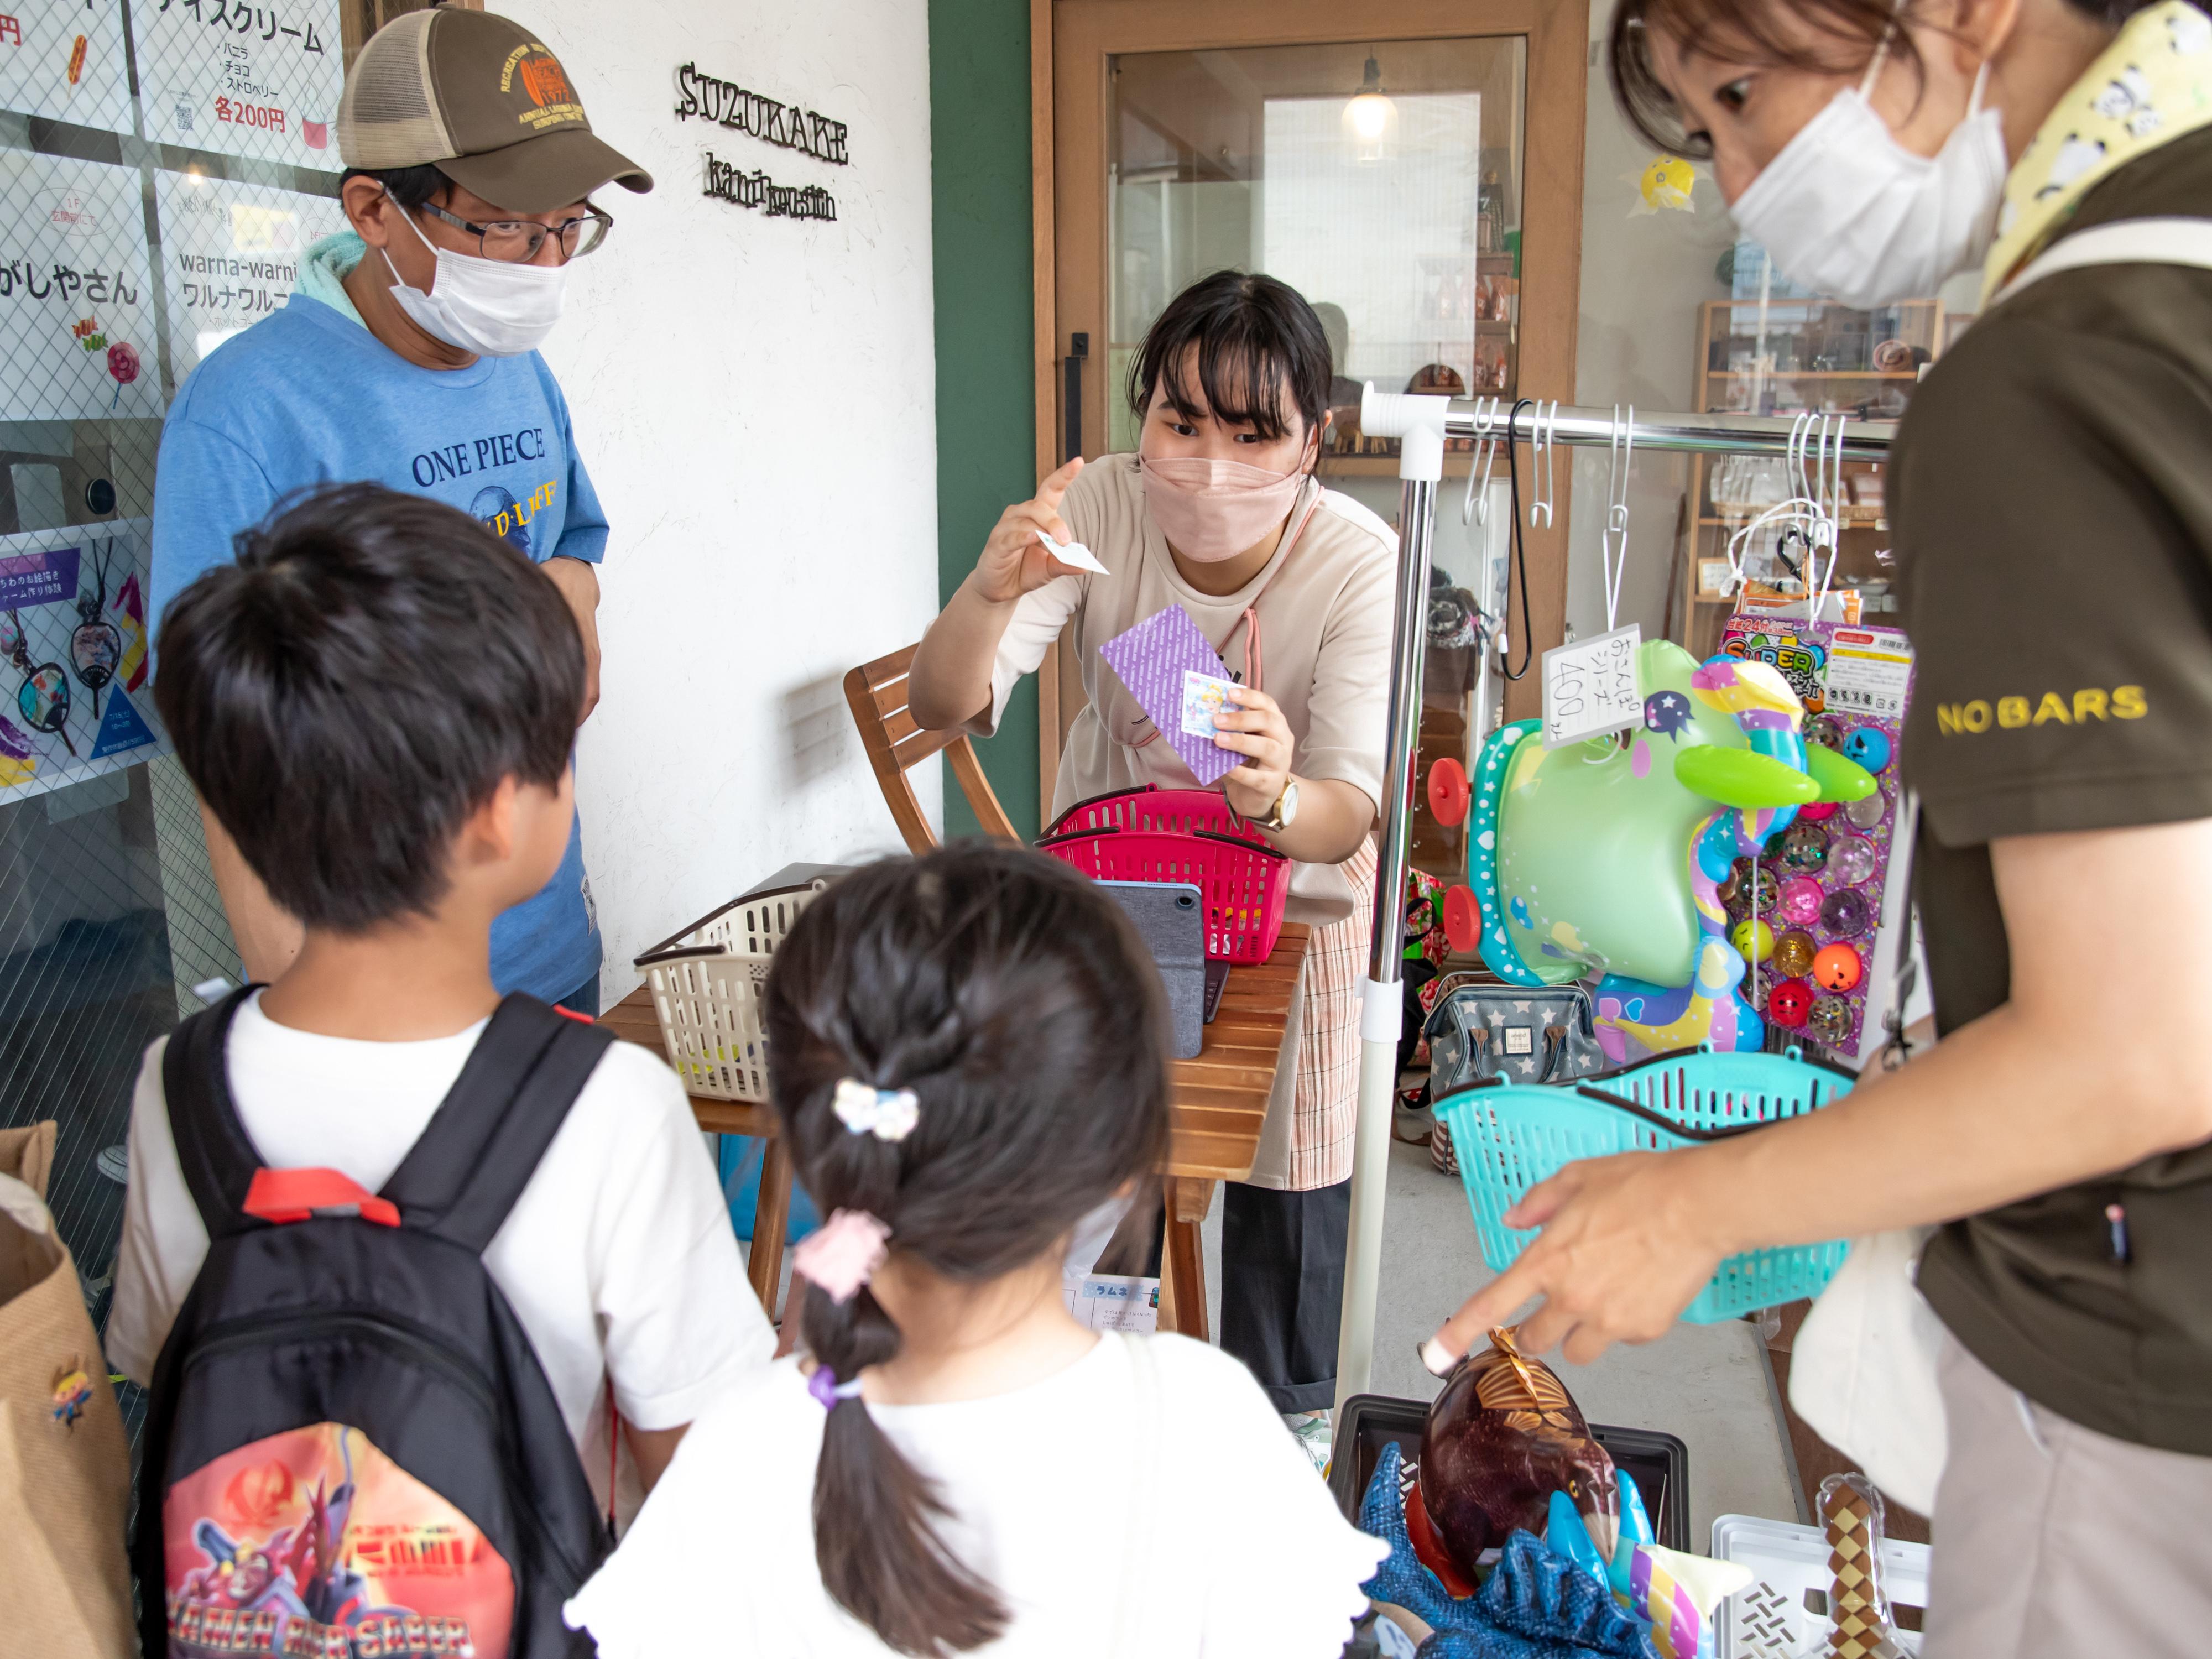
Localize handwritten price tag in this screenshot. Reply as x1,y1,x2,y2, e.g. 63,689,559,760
1541,624,1642,749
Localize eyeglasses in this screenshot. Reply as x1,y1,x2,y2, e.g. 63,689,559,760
417,200,613,263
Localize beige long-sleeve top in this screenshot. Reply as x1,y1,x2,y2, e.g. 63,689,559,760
984,453,1397,919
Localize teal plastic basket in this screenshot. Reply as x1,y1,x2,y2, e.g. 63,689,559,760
1437,1044,1857,1322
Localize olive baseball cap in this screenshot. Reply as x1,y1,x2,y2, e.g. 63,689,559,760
336,8,651,215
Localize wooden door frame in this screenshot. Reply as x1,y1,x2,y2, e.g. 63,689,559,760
1031,0,1589,799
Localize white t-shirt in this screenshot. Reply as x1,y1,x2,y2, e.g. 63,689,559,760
565,1332,1387,1657
108,992,772,1514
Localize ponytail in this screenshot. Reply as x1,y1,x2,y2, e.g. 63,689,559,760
802,1286,1006,1655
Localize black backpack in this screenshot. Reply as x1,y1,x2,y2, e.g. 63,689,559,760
134,988,617,1659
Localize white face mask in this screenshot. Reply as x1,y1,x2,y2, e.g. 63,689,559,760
380,198,567,357
1729,59,2006,310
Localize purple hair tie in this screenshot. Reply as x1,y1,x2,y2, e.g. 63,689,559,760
807,1365,865,1411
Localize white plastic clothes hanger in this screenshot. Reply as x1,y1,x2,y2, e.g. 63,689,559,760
1723,410,1827,598
1528,399,1558,528
1601,403,1634,632
1461,395,1503,525
1801,412,1850,622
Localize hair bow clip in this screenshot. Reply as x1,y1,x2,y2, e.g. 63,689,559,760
833,1078,920,1141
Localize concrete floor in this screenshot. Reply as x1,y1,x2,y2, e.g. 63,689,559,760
1198,1134,1802,1542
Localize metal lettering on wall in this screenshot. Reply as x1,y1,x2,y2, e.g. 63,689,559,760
703,153,836,222
675,61,843,226
674,62,849,164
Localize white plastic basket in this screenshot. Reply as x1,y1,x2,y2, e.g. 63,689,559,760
632,879,828,1100
1712,1514,1931,1659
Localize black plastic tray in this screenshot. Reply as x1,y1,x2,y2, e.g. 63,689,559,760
1327,1392,1691,1553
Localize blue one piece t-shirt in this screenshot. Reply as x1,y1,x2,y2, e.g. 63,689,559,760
151,236,604,1003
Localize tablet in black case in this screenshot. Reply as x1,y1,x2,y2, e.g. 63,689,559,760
1098,879,1207,1060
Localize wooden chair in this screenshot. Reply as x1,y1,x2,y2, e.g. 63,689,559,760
844,643,1021,851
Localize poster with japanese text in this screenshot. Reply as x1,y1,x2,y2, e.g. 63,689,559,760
0,519,166,806
0,149,163,421
0,0,134,134
155,169,345,378
131,0,343,169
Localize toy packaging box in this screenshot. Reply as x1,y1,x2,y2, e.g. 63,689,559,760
1718,615,1917,1066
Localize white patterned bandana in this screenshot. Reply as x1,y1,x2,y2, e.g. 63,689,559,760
1981,0,2212,304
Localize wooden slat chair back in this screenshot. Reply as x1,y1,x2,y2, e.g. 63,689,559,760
843,643,1020,853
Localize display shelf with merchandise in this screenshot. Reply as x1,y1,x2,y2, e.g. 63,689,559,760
1674,296,1947,658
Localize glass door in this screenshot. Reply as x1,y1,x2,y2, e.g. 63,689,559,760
1107,38,1528,463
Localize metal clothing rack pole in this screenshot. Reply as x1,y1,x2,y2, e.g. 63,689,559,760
1443,399,1897,457
1332,391,1895,1411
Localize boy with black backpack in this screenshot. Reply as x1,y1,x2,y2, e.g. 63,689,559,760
109,483,770,1658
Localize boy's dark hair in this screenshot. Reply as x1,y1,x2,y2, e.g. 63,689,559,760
341,163,453,211
764,844,1172,1657
1126,269,1334,445
154,482,582,933
1608,0,2198,155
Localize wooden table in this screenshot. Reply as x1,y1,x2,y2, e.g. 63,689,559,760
606,917,1310,1343
1156,921,1308,1342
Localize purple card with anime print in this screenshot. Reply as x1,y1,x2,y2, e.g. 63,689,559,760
1098,604,1241,786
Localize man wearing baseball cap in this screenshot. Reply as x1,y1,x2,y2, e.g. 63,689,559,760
151,8,651,1014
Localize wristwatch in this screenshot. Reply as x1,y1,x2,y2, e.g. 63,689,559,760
1258,779,1300,833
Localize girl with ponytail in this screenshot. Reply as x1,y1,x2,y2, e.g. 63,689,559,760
566,843,1385,1657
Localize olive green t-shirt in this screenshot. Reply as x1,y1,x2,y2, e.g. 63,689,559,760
1894,126,2212,1454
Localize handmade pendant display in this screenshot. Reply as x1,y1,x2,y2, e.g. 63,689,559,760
8,609,75,757
69,546,122,717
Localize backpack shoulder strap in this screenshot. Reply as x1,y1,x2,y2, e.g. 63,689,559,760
1992,216,2212,308
382,994,617,1255
162,985,272,1241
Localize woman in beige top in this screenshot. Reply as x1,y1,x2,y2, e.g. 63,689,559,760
910,272,1395,1457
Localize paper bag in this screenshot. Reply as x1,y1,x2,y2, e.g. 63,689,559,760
0,1121,135,1659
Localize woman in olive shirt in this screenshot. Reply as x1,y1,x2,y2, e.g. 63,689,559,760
1426,1,2212,1652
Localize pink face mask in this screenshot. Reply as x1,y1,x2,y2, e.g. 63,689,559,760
1139,447,1314,562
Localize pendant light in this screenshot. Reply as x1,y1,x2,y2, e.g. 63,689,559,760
1343,53,1397,163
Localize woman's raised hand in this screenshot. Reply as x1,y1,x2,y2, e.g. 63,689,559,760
972,457,1086,604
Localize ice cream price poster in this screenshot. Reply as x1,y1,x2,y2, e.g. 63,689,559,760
0,519,165,807
156,170,345,378
132,0,344,169
0,0,134,134
0,150,162,422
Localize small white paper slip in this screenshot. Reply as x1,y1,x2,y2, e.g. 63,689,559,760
1180,669,1240,737
1541,623,1643,749
1036,528,1109,575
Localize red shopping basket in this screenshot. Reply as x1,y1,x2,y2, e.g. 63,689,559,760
1036,822,1290,963
1045,783,1270,847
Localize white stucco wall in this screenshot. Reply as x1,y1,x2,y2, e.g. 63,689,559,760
497,0,940,995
